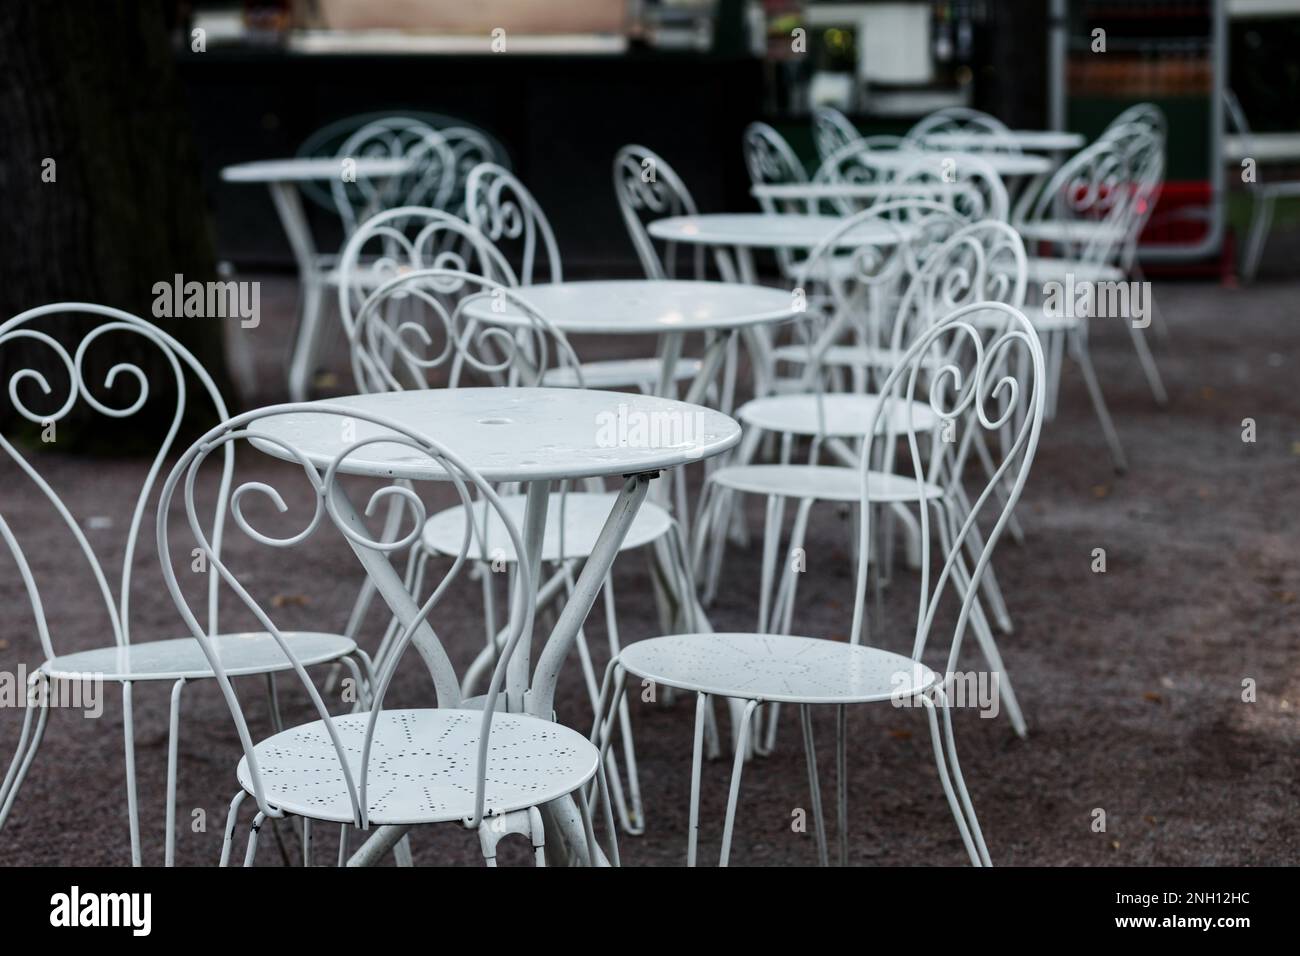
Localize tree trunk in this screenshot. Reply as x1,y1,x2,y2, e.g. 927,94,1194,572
0,0,232,450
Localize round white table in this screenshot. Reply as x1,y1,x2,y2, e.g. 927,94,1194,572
220,157,416,402
648,213,910,256
645,216,911,401
462,279,799,401
861,149,1052,178
751,181,955,203
220,157,413,185
250,386,740,865
922,130,1085,153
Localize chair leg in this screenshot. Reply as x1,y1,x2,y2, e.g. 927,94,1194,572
287,279,325,402
0,673,50,830
122,681,142,867
478,808,548,867
687,692,709,867
265,673,284,734
835,705,848,866
574,623,633,835
798,705,830,866
1069,329,1128,474
950,483,1015,634
302,818,313,867
575,791,599,867
602,576,646,835
1124,318,1168,406
337,824,350,867
921,690,984,866
719,699,760,867
164,678,187,866
244,811,266,867
935,502,1027,738
219,791,247,867
757,494,785,636
1242,191,1276,283
392,836,414,867
529,806,548,867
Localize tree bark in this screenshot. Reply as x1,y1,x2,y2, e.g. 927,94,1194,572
0,0,231,449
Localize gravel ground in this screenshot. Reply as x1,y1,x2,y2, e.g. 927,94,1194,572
0,273,1296,867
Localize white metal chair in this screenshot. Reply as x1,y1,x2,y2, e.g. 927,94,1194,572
464,163,562,287
596,299,1046,866
697,219,1032,740
744,121,812,215
344,266,701,835
0,303,365,865
808,135,909,215
1014,138,1144,472
296,111,510,219
285,118,465,400
906,106,1020,152
156,404,612,867
329,118,459,236
811,105,861,165
1224,89,1300,282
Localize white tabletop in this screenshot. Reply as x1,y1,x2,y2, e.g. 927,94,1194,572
220,157,414,184
248,388,742,483
647,214,911,250
752,181,973,201
923,130,1084,152
865,150,1052,178
1016,220,1126,245
461,280,798,335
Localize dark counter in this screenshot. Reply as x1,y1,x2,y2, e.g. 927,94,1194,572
178,47,764,275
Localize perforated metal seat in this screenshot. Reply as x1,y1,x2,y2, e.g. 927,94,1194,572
771,342,941,370
709,464,943,504
236,708,600,825
737,393,939,439
421,491,674,563
541,357,702,390
617,633,937,706
42,632,355,683
1021,256,1123,285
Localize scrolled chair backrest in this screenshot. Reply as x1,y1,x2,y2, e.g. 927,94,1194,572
439,127,505,213
296,112,510,215
811,105,861,164
156,404,531,830
1098,123,1165,262
884,152,1010,223
464,163,562,285
0,303,231,657
1104,102,1167,142
336,206,517,351
613,144,712,281
808,136,906,215
348,267,584,397
850,301,1045,676
780,200,968,402
329,118,459,236
743,121,811,214
884,219,1028,361
1021,138,1133,265
905,106,1020,153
